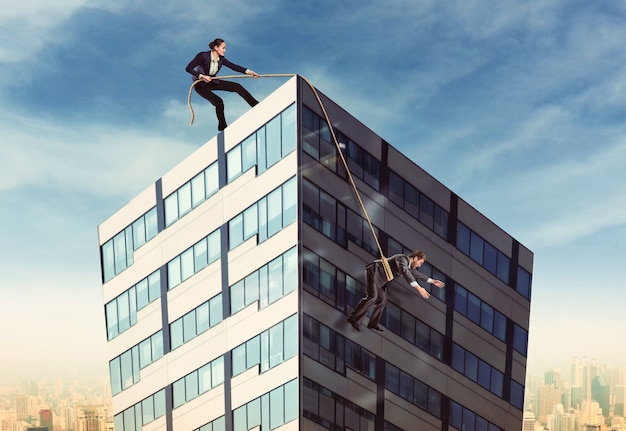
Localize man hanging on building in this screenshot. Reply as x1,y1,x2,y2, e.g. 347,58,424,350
347,250,445,332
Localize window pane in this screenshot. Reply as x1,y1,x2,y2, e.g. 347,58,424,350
205,163,218,197
514,324,528,356
168,257,181,289
151,331,164,361
245,271,260,306
178,182,192,217
281,105,296,155
497,252,510,283
231,281,245,314
247,335,261,369
113,232,128,275
212,356,224,386
480,303,494,333
242,134,257,172
456,222,471,255
154,389,166,418
183,311,197,343
517,267,531,299
196,302,210,334
478,360,491,389
173,379,185,408
164,194,179,226
102,241,115,282
284,314,298,359
194,238,208,272
470,231,484,264
465,352,478,381
209,294,223,326
132,217,146,249
229,214,244,249
148,271,161,302
227,145,242,183
139,338,152,369
269,386,284,429
269,323,284,368
467,292,481,324
136,278,149,310
185,372,199,401
198,363,212,393
232,344,247,376
170,319,183,350
285,379,298,422
208,230,221,264
142,397,154,425
118,293,130,333
180,248,194,281
483,242,497,274
105,300,118,340
145,208,158,240
243,205,258,240
283,247,298,294
282,177,297,226
110,358,121,395
266,115,282,168
268,256,283,304
267,188,282,238
191,171,206,207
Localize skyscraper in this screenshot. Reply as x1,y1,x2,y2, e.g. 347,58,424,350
98,76,533,430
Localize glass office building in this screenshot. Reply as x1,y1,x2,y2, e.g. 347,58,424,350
98,76,533,431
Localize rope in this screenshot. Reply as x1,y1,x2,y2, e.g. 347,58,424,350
187,73,295,126
187,73,395,281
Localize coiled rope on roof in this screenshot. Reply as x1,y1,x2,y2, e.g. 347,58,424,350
188,74,394,281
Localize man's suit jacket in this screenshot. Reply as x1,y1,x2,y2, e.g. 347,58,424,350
367,254,429,289
186,51,248,81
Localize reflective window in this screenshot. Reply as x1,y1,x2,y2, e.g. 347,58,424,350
105,270,161,340
510,380,525,410
228,177,296,250
114,388,166,431
172,355,224,411
102,207,156,282
164,162,219,227
454,283,508,343
517,266,532,299
169,294,223,352
168,229,220,290
230,247,297,316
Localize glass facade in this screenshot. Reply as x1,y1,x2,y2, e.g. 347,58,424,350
110,330,164,395
105,270,160,340
232,315,297,376
102,207,158,282
170,294,223,351
228,177,296,249
230,247,297,315
232,379,298,431
165,162,219,227
167,228,220,290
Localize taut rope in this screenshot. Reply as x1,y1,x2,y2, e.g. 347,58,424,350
187,73,394,281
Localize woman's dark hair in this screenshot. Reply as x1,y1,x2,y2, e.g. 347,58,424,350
209,38,225,50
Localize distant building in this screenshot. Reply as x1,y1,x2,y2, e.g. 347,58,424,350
98,76,533,430
39,409,53,431
75,406,107,431
592,375,610,419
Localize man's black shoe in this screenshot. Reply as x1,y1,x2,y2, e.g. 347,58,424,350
347,318,360,331
367,325,383,332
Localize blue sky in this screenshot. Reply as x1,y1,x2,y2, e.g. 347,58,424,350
2,0,626,383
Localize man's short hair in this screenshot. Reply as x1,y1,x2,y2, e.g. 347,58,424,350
409,250,426,260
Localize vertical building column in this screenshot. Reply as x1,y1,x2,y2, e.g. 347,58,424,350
375,356,386,431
